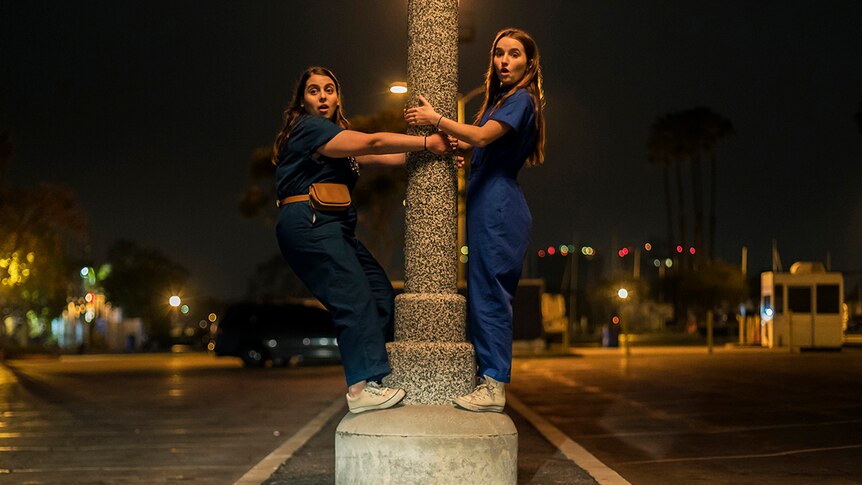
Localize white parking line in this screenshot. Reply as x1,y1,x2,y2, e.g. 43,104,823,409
232,393,346,485
507,392,631,485
620,443,862,465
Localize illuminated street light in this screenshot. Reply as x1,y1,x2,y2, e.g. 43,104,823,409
389,82,408,94
169,295,181,307
617,288,629,299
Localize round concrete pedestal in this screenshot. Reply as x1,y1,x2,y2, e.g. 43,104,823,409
335,405,517,485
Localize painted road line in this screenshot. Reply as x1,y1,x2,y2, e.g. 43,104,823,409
507,392,631,485
233,393,346,485
620,443,862,465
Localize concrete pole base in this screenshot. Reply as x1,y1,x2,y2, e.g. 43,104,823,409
335,405,517,485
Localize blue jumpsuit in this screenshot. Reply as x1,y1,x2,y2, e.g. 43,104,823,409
274,115,394,387
468,89,537,383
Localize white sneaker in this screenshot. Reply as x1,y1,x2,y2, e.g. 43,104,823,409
453,375,505,412
346,381,406,414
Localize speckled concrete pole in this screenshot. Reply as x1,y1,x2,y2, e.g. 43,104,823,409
403,0,459,294
382,0,474,405
335,2,516,482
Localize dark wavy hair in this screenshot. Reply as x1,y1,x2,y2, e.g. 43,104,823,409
271,66,350,165
475,28,546,167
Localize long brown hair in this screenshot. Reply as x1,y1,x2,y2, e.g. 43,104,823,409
475,28,546,167
271,66,350,165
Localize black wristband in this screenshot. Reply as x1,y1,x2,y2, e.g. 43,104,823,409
435,114,444,129
423,135,427,151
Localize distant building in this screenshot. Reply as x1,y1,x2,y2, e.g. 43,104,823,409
53,292,143,352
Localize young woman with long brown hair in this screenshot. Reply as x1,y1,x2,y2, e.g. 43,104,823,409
406,28,546,412
274,66,452,413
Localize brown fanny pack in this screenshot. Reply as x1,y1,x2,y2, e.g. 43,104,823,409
276,183,351,211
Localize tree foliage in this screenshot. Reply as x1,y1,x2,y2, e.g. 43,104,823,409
101,239,188,342
245,254,312,302
677,260,748,313
0,132,88,338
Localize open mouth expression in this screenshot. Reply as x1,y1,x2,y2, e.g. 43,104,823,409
304,74,338,119
494,36,528,87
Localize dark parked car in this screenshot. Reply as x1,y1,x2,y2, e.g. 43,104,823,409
213,301,340,367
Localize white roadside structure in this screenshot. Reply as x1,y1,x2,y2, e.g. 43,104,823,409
760,262,845,349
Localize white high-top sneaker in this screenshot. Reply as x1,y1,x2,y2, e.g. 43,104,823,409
453,375,505,412
346,382,406,414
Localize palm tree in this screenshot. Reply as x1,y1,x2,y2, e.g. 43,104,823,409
648,112,692,256
699,110,734,259
647,121,677,255
648,108,733,260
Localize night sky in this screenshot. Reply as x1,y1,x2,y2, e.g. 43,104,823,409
2,1,861,301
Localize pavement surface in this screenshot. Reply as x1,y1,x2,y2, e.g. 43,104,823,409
6,345,862,484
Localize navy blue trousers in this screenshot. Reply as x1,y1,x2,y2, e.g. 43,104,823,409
275,203,394,386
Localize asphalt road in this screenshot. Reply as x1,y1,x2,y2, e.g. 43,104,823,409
0,354,345,484
509,347,862,485
3,348,862,484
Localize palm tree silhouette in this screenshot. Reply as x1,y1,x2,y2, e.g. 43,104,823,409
648,108,733,260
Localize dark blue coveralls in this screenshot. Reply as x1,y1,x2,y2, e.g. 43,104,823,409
274,115,394,387
467,88,537,383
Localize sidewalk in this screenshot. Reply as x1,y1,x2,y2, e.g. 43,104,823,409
261,401,601,485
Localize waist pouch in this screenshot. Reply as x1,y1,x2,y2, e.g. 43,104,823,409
309,183,351,211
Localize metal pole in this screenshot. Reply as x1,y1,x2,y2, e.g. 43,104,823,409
456,97,466,286
706,310,714,354
621,312,630,357
566,235,578,351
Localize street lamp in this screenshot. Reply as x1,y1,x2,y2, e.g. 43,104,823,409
169,295,181,308
389,82,408,94
617,287,631,356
